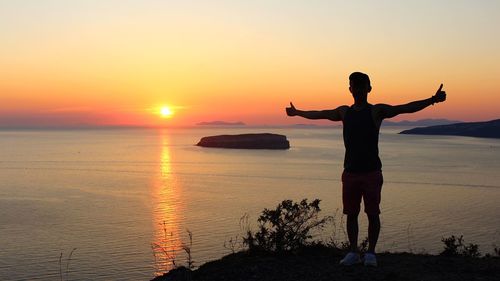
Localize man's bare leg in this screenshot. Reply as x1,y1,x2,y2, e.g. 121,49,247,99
346,214,359,252
367,214,380,253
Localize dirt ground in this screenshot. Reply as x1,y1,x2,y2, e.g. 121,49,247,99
152,247,500,281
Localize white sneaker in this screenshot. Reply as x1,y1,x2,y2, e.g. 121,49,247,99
363,252,377,267
339,252,361,266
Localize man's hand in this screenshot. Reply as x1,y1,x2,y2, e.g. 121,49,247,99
286,102,297,116
433,84,447,103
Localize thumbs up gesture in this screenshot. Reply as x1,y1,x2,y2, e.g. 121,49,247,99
434,84,447,103
286,102,297,116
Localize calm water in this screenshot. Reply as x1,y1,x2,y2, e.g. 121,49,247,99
1,127,499,280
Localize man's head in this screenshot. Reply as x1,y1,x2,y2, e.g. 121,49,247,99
349,72,371,97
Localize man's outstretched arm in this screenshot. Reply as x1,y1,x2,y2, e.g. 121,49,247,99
286,102,348,121
376,84,447,119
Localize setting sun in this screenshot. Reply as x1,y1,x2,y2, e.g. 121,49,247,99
160,106,173,118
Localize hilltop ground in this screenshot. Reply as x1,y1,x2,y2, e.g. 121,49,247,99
151,246,500,281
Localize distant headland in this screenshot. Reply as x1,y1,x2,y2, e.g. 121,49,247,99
400,119,500,139
383,118,462,127
196,121,246,126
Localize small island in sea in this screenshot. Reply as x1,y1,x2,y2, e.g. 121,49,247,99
196,133,290,149
399,119,500,138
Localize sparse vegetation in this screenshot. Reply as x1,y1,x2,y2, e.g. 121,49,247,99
486,244,500,257
182,230,194,270
243,199,333,252
224,235,242,254
323,209,349,251
440,235,481,258
151,221,177,272
407,223,415,253
224,214,250,254
152,221,195,278
58,248,77,281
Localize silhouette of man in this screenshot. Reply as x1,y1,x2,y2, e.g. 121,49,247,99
286,72,446,266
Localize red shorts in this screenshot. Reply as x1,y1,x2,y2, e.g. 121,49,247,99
342,170,383,215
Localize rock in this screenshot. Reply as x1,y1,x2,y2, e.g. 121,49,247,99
399,119,500,139
196,133,290,149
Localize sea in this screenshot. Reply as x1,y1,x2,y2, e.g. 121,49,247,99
1,127,499,280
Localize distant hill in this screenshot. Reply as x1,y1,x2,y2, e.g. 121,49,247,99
400,119,500,138
383,118,461,127
291,124,319,128
196,121,246,126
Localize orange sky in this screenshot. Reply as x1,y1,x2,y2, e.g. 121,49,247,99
1,1,499,127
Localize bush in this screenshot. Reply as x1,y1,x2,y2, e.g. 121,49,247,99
243,199,332,252
490,244,500,257
440,235,481,258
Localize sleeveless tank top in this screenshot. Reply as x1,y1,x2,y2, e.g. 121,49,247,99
342,104,382,173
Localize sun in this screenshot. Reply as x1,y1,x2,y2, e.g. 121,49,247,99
160,106,173,118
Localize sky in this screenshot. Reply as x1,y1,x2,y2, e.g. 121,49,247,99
1,0,499,127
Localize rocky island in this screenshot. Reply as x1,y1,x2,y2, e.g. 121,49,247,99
196,133,290,149
400,119,500,138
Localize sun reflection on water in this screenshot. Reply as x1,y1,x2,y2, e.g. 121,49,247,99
151,130,182,275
